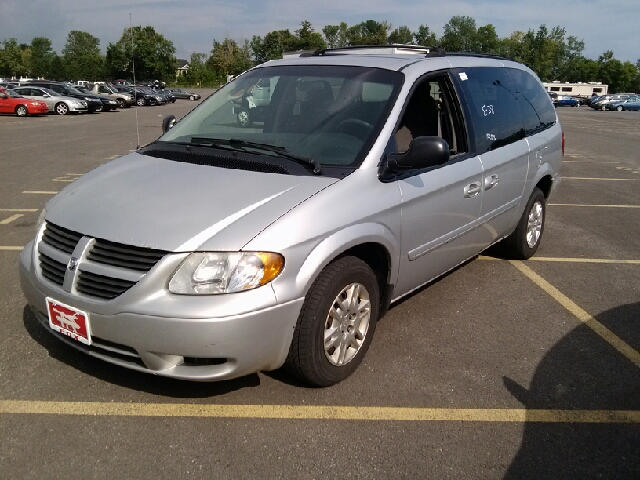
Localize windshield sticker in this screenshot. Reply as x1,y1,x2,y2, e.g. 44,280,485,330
486,133,497,141
459,72,468,81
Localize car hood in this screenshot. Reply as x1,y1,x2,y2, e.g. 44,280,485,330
45,152,337,252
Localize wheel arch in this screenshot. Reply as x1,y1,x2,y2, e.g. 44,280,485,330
535,174,553,199
291,223,399,314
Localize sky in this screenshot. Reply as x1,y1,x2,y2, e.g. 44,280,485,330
1,0,638,64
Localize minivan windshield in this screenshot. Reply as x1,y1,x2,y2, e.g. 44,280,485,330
159,65,402,168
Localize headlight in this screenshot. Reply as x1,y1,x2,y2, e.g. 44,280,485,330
168,252,284,295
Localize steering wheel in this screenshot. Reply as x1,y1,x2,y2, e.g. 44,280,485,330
335,118,374,140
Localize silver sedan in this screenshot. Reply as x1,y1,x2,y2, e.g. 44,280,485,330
12,86,88,115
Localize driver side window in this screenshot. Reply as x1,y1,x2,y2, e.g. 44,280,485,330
395,77,467,157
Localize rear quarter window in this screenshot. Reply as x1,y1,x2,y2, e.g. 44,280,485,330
451,67,525,154
504,68,557,133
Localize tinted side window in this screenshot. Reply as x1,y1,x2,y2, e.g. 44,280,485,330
504,68,556,134
451,67,524,154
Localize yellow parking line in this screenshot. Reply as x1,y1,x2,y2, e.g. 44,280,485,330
22,191,58,195
510,261,640,367
0,214,23,225
0,246,23,250
478,256,640,264
0,209,38,212
0,400,638,423
549,203,640,208
561,177,639,181
105,155,120,160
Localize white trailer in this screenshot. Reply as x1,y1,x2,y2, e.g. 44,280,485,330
543,82,608,97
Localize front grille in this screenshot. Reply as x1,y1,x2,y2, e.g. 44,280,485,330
39,253,66,286
39,221,169,300
77,270,137,300
42,223,82,254
87,238,167,272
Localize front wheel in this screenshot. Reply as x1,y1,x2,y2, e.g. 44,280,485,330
136,97,146,106
189,95,195,101
502,187,546,259
616,105,623,112
55,102,69,115
285,256,380,387
116,98,126,108
15,105,28,117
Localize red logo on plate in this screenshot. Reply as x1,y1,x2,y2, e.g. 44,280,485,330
47,300,90,343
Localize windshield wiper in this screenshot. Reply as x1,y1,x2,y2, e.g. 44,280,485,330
229,139,321,174
188,137,321,174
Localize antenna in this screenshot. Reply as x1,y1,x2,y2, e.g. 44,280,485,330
130,12,140,149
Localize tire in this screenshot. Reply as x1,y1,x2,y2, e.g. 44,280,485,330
95,104,104,112
189,95,195,101
15,105,28,117
502,187,546,260
285,256,380,387
55,102,69,115
116,98,126,108
236,107,252,127
136,97,146,107
601,105,606,111
616,105,623,111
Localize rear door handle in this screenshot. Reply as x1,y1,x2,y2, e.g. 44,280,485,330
464,182,482,198
484,174,499,191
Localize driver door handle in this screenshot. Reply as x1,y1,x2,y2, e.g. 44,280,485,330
484,174,499,191
464,182,482,198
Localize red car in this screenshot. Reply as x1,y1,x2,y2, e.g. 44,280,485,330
0,87,49,116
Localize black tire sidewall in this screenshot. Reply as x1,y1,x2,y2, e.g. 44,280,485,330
286,256,380,387
509,187,546,259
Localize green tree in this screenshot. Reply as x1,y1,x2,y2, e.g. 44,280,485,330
207,38,252,81
29,37,55,78
598,51,638,93
250,30,298,63
476,25,499,53
346,20,390,46
63,31,104,80
0,38,27,78
414,25,437,47
296,21,326,51
322,22,348,48
440,16,478,52
106,26,176,81
388,26,413,44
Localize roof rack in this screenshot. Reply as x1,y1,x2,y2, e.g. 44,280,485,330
311,45,446,57
309,45,513,62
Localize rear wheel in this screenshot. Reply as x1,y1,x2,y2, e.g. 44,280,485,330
285,256,380,387
502,187,546,259
55,102,69,115
15,105,28,117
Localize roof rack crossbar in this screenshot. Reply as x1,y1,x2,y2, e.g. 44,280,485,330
312,45,446,57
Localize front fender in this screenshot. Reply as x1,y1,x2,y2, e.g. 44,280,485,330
294,223,400,296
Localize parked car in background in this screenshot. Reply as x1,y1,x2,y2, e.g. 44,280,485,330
12,86,88,115
74,87,119,111
118,86,164,106
25,80,105,113
556,95,579,107
0,86,49,116
607,98,640,111
168,88,201,101
591,94,634,110
87,82,134,108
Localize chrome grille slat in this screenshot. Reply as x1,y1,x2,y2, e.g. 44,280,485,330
42,223,82,254
77,270,136,300
39,253,66,286
39,222,167,300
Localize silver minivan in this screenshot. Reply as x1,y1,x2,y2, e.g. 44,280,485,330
20,46,563,386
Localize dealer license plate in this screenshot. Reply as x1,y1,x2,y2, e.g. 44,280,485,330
46,297,92,345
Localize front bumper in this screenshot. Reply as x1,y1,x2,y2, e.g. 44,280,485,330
19,241,303,381
68,103,88,113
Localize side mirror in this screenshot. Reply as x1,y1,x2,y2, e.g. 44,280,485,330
386,136,450,174
162,115,176,134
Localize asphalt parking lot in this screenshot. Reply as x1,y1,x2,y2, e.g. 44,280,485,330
1,99,639,478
